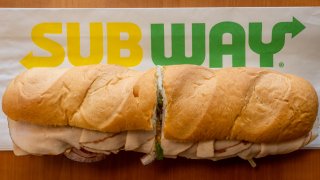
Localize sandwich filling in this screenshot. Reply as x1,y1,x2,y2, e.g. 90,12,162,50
8,116,317,166
8,118,156,162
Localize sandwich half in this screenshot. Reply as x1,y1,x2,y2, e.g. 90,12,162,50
3,65,158,162
158,65,318,166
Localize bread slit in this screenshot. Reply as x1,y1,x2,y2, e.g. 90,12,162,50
154,66,165,160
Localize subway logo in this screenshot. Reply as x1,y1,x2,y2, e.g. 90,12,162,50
20,17,305,69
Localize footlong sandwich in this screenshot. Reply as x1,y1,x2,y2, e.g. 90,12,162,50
2,64,318,166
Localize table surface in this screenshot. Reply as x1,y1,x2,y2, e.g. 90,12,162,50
0,0,320,179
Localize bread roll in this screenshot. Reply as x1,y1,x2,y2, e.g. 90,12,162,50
2,65,157,132
162,65,318,143
3,64,318,144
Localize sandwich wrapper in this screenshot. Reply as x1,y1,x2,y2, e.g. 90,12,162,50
0,8,320,152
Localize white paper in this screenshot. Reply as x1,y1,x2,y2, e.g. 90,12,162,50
0,8,319,150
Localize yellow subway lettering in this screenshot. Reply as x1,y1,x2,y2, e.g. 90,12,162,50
107,23,143,67
20,23,65,69
67,23,103,66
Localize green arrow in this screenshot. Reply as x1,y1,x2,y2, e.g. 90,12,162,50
249,17,305,67
273,17,305,38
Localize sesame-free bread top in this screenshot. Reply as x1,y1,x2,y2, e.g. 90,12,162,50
2,65,157,132
162,65,318,143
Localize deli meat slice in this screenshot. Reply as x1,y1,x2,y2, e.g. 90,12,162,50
196,140,214,158
8,118,81,155
79,129,114,144
125,130,155,151
64,148,106,163
214,140,241,151
255,132,315,158
12,143,29,156
80,131,127,152
161,132,316,161
161,135,193,156
134,138,155,153
9,118,155,158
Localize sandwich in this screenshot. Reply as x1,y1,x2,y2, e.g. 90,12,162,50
2,64,318,167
